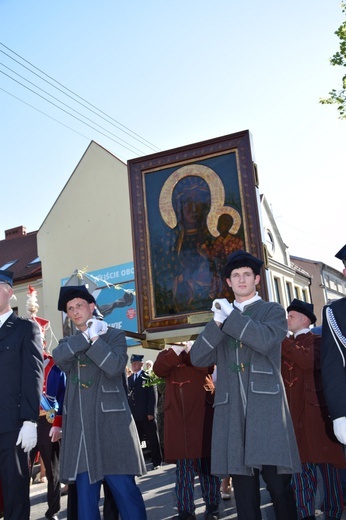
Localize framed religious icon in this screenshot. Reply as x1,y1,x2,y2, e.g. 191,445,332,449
128,130,268,334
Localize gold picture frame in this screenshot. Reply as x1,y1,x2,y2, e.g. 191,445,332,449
128,130,267,334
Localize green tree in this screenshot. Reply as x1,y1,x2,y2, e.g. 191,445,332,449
320,2,346,119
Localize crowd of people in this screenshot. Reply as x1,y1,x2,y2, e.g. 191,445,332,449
0,243,345,520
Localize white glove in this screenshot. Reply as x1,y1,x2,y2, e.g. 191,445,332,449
97,320,108,335
86,318,108,340
49,426,62,443
333,417,346,444
211,298,233,323
16,421,37,453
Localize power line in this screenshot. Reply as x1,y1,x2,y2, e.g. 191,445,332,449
0,63,147,155
0,86,98,143
0,42,160,151
0,69,145,156
0,42,161,155
0,45,159,153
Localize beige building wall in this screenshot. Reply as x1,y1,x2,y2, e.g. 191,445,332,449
37,141,134,346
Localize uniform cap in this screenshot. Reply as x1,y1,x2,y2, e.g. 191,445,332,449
130,354,144,363
0,270,14,286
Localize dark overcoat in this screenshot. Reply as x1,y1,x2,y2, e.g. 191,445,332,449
321,298,346,421
52,327,146,484
128,371,158,420
153,348,214,462
0,312,43,433
282,331,345,466
190,299,301,477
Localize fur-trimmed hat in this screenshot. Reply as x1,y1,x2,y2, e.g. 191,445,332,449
287,298,316,324
224,250,263,278
58,285,96,312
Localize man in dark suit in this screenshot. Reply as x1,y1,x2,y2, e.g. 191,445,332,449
0,270,44,520
321,244,346,446
128,354,162,470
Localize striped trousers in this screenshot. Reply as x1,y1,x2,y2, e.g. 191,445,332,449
175,457,220,515
291,462,344,519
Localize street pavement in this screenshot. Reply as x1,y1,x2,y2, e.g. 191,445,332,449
29,460,345,520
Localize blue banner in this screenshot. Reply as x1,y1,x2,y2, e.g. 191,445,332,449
61,262,140,346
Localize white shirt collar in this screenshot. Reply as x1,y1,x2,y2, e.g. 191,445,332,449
234,292,261,312
0,310,13,327
293,328,311,338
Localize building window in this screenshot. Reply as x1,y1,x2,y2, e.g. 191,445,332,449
265,229,275,256
294,286,299,299
273,277,281,304
0,260,17,270
28,257,40,265
286,282,292,303
301,290,308,302
329,279,337,291
338,282,346,295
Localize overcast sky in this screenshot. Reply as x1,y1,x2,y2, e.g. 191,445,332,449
0,0,345,271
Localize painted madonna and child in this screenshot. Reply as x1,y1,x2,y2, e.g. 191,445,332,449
149,163,245,317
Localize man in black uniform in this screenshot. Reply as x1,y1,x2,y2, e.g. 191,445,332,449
0,270,43,520
128,354,162,470
321,244,346,445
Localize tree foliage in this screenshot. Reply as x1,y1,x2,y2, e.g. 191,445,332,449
320,2,346,119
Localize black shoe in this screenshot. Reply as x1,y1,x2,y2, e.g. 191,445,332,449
205,504,219,519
